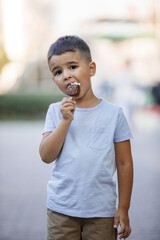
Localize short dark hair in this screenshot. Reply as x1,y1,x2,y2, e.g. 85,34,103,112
47,35,92,63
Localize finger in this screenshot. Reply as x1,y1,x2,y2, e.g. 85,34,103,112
114,215,119,228
63,106,75,113
119,225,130,239
128,226,132,236
69,97,76,104
61,101,75,108
62,99,73,104
70,97,76,102
61,102,75,108
119,231,127,239
61,100,75,107
120,229,128,239
62,97,76,102
124,226,131,239
118,222,126,235
119,232,128,239
61,105,76,114
62,97,68,102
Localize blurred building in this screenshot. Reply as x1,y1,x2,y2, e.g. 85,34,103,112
0,0,57,94
82,0,160,86
0,0,160,95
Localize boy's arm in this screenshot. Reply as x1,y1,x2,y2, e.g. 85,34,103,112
114,140,133,239
39,97,75,164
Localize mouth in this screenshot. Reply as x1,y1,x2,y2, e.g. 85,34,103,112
66,82,81,97
67,81,80,87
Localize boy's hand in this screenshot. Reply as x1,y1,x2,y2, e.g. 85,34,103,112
114,208,131,239
60,97,76,122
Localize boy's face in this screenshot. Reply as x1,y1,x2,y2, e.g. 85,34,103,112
48,50,96,99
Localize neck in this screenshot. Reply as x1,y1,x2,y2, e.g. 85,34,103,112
75,90,101,108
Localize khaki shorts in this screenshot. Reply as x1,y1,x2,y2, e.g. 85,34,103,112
47,209,117,240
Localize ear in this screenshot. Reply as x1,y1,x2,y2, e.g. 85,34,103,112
89,61,96,76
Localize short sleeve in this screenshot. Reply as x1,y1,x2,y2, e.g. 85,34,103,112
42,105,56,134
114,108,133,142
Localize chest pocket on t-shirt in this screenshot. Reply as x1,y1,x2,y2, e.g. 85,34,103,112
88,126,109,150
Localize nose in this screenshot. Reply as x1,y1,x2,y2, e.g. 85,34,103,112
63,69,71,81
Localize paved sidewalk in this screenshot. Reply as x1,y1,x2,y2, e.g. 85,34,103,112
0,121,52,240
0,120,160,240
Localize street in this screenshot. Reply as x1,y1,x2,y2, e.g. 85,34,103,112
0,115,160,240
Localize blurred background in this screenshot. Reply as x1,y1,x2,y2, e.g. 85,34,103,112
0,0,160,239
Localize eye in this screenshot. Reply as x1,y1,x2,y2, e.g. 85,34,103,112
70,65,77,70
55,70,62,76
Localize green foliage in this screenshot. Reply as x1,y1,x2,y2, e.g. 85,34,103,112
0,94,63,120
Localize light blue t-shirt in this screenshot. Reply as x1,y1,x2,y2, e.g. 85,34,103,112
42,99,133,218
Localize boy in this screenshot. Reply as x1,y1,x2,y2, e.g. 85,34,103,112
39,36,133,240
